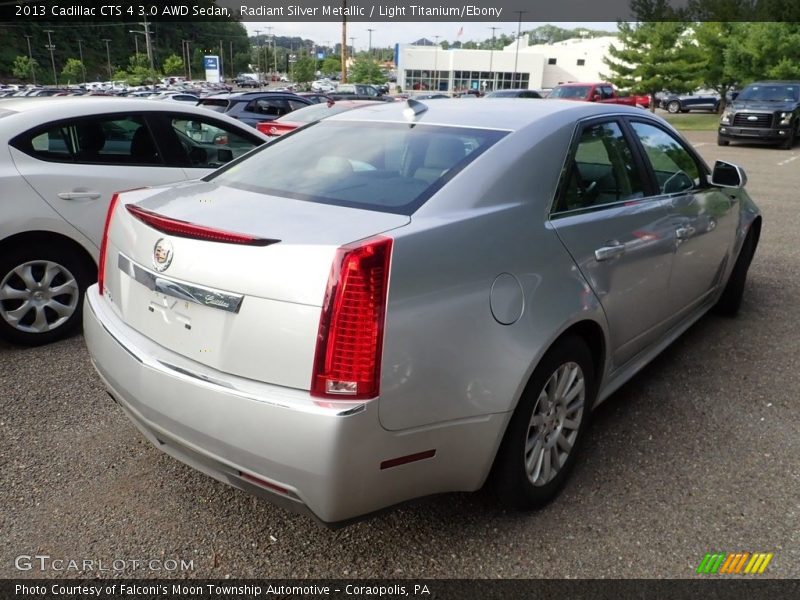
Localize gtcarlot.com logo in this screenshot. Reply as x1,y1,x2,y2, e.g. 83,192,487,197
696,552,774,575
14,554,194,572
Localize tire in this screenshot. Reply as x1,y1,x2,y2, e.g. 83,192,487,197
717,135,730,146
712,230,757,317
491,335,596,509
0,242,93,346
781,124,797,149
667,100,681,114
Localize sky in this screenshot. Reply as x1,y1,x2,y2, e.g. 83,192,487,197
243,22,618,50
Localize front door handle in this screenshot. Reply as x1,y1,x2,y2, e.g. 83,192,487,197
595,243,626,262
57,191,101,200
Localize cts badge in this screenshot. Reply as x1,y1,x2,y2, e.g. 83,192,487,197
152,238,174,272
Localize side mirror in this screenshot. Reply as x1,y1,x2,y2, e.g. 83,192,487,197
711,160,747,188
730,91,739,100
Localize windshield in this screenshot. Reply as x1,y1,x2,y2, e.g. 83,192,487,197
210,121,506,215
549,86,591,99
737,84,800,102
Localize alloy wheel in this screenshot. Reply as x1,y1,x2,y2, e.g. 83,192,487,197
0,260,80,333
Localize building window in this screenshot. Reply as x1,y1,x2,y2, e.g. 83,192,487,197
577,59,585,66
548,58,557,65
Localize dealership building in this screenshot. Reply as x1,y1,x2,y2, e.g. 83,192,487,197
396,35,618,93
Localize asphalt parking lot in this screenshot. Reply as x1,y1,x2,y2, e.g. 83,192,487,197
1,129,798,579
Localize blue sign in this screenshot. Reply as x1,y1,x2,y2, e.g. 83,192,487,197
203,56,218,70
317,51,325,60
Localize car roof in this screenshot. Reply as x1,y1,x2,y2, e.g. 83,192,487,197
324,98,652,132
0,97,270,140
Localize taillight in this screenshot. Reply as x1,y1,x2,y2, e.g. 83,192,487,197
311,236,393,400
98,192,122,295
126,204,278,246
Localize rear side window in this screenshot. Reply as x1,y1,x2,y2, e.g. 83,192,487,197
211,121,507,215
244,98,290,117
11,115,162,165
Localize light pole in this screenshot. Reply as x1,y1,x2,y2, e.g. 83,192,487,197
44,30,57,87
366,28,375,57
129,31,142,63
488,27,499,91
433,35,439,92
77,39,86,84
102,38,112,80
513,11,527,89
254,29,263,87
24,34,36,85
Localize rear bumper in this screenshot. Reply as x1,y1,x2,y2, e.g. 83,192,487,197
83,286,507,524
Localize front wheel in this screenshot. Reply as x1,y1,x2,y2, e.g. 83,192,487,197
717,135,730,146
491,335,596,509
666,100,681,114
713,230,757,317
0,243,93,346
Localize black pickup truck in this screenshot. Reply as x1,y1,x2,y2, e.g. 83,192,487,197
718,80,800,149
329,84,394,102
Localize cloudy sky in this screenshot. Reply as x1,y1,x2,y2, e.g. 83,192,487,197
243,22,617,50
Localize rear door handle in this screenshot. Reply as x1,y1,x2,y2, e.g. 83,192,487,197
595,242,625,262
57,191,101,200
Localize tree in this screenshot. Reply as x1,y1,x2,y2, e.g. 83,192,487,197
320,56,341,76
603,21,704,112
724,23,800,83
692,22,742,112
60,58,84,84
349,57,384,84
162,54,184,76
292,52,315,84
12,55,38,81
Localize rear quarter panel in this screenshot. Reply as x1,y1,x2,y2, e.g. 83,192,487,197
378,119,608,431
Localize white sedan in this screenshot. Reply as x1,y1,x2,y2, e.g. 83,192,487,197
0,97,268,345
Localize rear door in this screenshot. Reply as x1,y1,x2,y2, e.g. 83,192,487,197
8,113,187,249
550,118,677,367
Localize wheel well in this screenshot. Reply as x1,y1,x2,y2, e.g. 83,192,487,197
0,231,97,279
749,216,762,247
558,320,606,390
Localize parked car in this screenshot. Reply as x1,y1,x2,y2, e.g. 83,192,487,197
311,79,337,93
255,100,383,137
0,97,268,345
547,82,640,107
485,89,543,99
196,91,313,127
84,99,761,524
718,80,800,149
329,83,393,102
660,90,721,113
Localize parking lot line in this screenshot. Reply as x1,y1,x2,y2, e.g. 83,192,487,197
777,154,799,166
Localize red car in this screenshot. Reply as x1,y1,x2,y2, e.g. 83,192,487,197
256,100,382,137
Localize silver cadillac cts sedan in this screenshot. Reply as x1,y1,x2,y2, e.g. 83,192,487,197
84,100,761,524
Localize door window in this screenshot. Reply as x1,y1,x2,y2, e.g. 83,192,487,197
555,121,645,213
630,122,702,194
244,98,289,117
12,115,161,165
170,116,261,169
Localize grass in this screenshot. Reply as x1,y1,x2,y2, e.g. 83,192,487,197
660,112,720,131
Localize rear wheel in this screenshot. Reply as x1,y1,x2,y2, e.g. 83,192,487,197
666,100,681,114
713,230,757,317
491,335,595,509
0,243,93,345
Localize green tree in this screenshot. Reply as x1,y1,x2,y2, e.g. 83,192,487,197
724,22,800,83
692,22,742,112
60,58,84,84
12,55,38,81
291,52,315,84
162,54,184,76
603,21,703,112
350,57,384,84
320,56,341,75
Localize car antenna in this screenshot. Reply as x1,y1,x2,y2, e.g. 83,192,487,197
404,99,428,120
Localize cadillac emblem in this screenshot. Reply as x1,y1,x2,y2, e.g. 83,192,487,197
152,238,174,272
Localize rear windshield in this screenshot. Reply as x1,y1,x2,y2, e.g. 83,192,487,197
549,85,591,99
210,121,506,215
198,98,230,112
